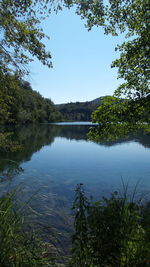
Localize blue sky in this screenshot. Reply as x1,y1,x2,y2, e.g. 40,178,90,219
28,7,124,104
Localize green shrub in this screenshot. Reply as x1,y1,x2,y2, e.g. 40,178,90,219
71,184,150,267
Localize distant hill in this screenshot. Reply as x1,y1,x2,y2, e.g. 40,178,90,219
56,96,108,121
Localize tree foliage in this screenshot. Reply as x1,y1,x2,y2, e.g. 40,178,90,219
92,95,150,125
64,0,150,134
65,0,150,99
1,0,149,94
57,97,104,121
0,0,55,76
0,0,149,138
0,75,62,125
89,95,150,142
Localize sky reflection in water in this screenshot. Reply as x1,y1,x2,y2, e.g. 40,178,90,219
0,123,150,236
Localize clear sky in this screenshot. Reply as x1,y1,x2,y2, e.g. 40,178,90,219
28,7,124,104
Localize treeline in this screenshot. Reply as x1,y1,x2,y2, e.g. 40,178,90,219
0,74,62,125
56,97,106,121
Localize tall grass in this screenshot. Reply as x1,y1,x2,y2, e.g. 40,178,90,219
1,185,150,267
70,184,150,267
0,190,55,266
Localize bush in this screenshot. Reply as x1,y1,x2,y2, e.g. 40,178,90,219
71,184,150,267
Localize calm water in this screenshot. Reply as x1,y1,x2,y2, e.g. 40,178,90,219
0,123,150,239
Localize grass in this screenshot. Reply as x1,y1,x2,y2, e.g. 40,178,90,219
71,184,150,267
0,185,150,267
0,190,56,267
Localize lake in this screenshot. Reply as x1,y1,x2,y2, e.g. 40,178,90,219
0,123,150,245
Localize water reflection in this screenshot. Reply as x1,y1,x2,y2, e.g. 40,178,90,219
0,123,150,197
0,124,150,172
88,123,150,149
0,123,150,248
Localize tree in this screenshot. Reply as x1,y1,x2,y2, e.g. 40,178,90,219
63,0,149,138
1,0,149,94
65,0,150,100
1,0,149,129
88,95,150,142
0,0,54,77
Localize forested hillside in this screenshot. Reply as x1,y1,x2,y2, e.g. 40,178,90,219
56,97,107,121
0,75,62,125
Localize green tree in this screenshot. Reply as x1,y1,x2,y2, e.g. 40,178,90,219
63,0,150,132
0,0,54,76
1,0,149,130
1,0,149,95
0,73,20,124
0,75,62,126
65,0,150,100
88,95,150,142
